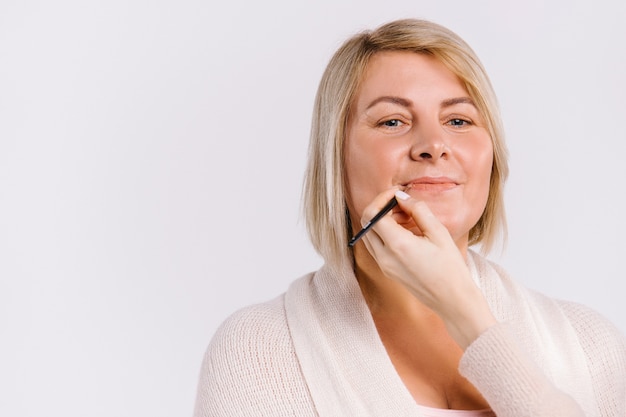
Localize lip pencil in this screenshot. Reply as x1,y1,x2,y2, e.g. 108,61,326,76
348,196,398,247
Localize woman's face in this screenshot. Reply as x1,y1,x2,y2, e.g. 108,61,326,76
344,51,493,250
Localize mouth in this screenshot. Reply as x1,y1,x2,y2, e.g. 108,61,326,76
403,177,459,192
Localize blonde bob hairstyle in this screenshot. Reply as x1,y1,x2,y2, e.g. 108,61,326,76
303,18,509,268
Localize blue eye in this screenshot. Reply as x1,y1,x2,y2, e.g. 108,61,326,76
382,119,403,127
447,118,470,127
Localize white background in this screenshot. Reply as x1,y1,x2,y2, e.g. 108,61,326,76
1,0,625,416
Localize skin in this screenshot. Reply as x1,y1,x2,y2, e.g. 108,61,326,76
344,51,498,409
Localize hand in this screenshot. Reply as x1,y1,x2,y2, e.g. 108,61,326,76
359,188,497,349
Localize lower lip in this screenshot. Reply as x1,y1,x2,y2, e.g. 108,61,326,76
407,183,457,192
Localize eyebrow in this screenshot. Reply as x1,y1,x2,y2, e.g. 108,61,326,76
365,95,476,111
441,97,476,108
366,96,413,110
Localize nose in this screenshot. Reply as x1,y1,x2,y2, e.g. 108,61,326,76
409,124,449,162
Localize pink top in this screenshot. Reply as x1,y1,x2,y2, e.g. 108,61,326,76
416,404,496,417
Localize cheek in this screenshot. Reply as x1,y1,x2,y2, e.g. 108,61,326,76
344,148,377,220
469,141,494,205
344,136,403,217
454,135,493,198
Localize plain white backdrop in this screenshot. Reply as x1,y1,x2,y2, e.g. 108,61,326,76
1,0,625,416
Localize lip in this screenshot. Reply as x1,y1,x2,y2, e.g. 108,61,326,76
403,176,459,192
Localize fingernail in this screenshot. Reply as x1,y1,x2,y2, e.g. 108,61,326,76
395,190,410,201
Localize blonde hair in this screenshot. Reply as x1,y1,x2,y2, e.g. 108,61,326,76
303,19,509,268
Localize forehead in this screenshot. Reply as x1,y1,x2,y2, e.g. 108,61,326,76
354,51,468,106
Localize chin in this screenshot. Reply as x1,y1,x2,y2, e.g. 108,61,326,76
436,216,472,242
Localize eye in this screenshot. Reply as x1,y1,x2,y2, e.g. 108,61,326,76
446,118,471,127
379,119,405,128
444,116,475,129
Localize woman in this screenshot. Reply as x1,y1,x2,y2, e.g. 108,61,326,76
194,19,626,416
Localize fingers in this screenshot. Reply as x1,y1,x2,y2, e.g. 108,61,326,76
357,187,452,253
393,190,451,245
359,187,400,227
357,187,402,255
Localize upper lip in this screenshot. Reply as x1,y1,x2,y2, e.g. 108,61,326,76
402,176,459,187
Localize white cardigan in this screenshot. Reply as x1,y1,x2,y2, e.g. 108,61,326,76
194,251,626,416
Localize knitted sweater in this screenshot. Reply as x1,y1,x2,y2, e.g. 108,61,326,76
193,251,626,416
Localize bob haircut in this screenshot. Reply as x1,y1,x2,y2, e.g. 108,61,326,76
303,18,509,268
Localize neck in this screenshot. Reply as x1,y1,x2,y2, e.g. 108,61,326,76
352,239,470,319
353,247,414,315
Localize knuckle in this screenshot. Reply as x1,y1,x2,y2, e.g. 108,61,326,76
391,237,413,257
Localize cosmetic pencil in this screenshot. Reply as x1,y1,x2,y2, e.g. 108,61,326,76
348,197,398,247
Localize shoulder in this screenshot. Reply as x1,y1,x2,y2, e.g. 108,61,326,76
211,295,290,351
193,295,316,416
201,295,293,379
